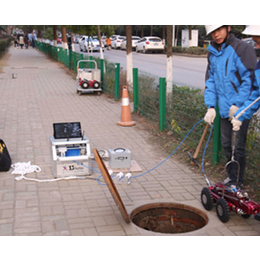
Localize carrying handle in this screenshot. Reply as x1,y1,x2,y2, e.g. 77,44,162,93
77,60,98,74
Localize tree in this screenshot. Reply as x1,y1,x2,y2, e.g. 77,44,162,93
97,25,104,59
126,25,133,89
61,26,68,49
166,25,173,93
53,25,57,46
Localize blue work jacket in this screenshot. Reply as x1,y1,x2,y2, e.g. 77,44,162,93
205,34,257,118
234,61,260,121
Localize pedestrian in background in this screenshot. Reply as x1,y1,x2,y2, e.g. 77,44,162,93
231,25,260,221
14,34,18,48
18,32,24,49
203,25,257,189
24,33,29,49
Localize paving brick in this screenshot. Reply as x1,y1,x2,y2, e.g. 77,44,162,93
0,223,13,235
0,46,259,237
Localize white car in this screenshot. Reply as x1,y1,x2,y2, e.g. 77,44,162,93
120,36,141,50
111,36,126,49
89,39,103,52
79,36,92,52
136,36,165,53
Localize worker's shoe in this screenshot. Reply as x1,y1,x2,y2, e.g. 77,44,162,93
254,213,260,221
238,183,244,190
223,177,231,185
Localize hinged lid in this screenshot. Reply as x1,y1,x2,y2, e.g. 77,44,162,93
94,149,130,223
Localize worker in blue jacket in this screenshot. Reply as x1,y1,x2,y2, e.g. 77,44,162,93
231,25,260,221
204,25,257,189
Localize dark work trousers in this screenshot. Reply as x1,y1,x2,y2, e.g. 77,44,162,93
220,118,250,185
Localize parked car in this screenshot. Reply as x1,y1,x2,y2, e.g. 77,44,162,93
120,36,141,50
73,35,81,43
57,37,62,44
89,38,103,52
79,36,93,52
136,36,165,53
101,36,107,47
111,36,126,49
243,37,260,57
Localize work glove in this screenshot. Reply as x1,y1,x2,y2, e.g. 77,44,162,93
229,105,239,121
231,117,242,131
204,108,216,124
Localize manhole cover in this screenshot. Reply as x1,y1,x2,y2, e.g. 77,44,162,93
94,148,208,234
130,203,208,234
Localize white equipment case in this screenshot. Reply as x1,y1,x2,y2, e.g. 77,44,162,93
108,148,131,169
49,122,91,178
76,60,102,95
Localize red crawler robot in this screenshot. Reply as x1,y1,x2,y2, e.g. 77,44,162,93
201,182,260,223
200,128,260,223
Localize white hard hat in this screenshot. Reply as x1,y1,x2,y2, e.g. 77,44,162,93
242,25,260,36
205,25,223,35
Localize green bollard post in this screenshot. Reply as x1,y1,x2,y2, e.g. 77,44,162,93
212,104,221,165
133,68,139,113
115,63,120,101
100,59,104,88
159,77,166,131
89,56,94,68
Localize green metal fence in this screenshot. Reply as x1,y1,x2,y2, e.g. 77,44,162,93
36,42,260,199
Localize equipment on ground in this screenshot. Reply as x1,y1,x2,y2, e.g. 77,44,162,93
0,139,11,172
76,60,102,95
188,123,209,167
49,122,91,178
200,99,260,222
108,148,131,169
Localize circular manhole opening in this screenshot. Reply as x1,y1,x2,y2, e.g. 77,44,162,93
130,202,208,234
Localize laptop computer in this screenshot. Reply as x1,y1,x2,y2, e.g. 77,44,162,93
53,122,82,140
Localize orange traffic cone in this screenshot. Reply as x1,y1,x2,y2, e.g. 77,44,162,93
117,85,136,127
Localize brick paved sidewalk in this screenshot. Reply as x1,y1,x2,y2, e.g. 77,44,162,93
0,45,260,236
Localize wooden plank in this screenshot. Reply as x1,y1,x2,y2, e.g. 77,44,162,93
93,148,131,224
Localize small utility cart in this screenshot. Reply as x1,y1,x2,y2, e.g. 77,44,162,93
76,60,102,95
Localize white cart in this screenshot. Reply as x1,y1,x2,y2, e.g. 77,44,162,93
76,60,102,95
49,136,91,178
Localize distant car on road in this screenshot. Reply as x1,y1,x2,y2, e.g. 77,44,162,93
89,38,103,52
136,36,164,53
111,36,126,49
57,37,62,44
79,36,92,52
120,36,141,50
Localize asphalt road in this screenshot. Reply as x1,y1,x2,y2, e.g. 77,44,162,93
73,43,208,90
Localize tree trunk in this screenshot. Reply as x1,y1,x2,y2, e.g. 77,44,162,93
53,25,57,46
61,26,68,49
97,25,104,59
126,25,133,89
166,25,173,93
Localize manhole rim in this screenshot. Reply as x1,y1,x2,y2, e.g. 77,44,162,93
129,202,209,235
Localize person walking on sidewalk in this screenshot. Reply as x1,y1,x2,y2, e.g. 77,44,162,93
24,33,29,49
231,25,260,221
203,25,257,189
18,33,25,49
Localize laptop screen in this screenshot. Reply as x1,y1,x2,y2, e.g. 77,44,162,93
53,122,82,139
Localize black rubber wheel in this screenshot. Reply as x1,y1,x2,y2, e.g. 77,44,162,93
241,214,251,219
93,81,100,89
216,198,230,223
201,187,214,211
81,81,89,89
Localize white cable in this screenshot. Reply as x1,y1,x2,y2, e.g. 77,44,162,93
11,161,86,182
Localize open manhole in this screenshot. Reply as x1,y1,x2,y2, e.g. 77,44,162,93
130,203,208,234
94,149,208,234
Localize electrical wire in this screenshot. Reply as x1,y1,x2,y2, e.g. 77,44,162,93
93,118,210,185
201,123,214,187
130,118,205,180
